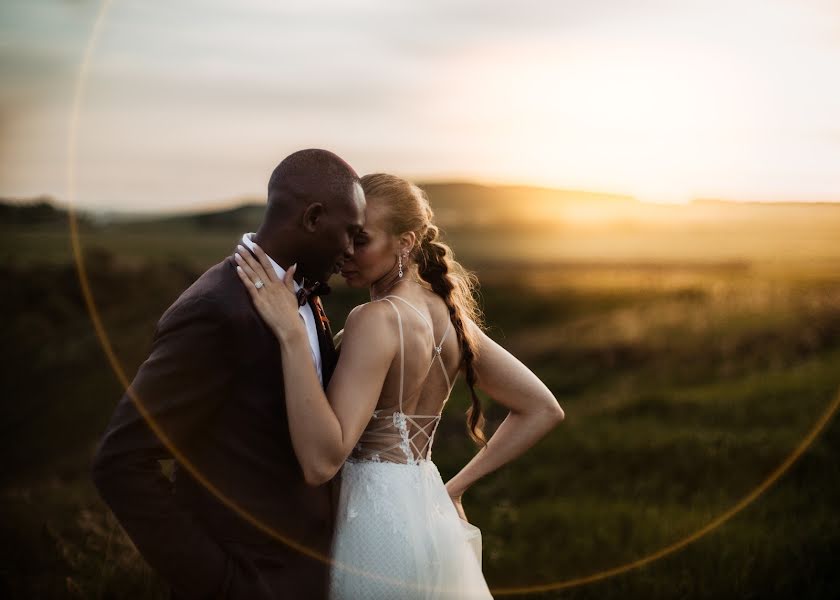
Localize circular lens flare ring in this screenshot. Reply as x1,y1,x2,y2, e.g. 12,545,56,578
66,1,840,595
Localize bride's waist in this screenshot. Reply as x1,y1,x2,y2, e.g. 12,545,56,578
344,455,438,468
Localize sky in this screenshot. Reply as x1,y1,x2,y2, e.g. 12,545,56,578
2,0,840,211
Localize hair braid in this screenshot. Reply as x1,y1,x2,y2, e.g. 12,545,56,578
418,226,487,447
361,173,487,447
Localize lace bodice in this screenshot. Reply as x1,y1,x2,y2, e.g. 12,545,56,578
349,295,457,465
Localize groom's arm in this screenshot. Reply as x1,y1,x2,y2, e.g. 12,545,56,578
91,295,242,599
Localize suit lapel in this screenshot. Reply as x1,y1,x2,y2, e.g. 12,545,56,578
309,296,338,387
231,237,336,386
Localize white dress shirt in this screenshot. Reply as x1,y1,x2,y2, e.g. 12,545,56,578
240,232,323,385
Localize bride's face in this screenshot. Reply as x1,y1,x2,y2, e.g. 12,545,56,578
340,198,400,288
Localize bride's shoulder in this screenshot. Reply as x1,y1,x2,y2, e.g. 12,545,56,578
340,301,400,352
345,300,397,330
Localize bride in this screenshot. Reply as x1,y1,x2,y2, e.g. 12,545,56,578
234,173,565,599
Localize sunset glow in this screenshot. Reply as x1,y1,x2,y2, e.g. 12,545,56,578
1,0,839,210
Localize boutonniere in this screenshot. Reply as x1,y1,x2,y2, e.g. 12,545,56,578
313,297,331,329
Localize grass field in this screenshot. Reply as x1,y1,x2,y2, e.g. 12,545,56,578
2,196,839,598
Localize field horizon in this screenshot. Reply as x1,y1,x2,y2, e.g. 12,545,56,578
2,185,839,598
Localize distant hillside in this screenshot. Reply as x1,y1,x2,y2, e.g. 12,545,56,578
114,203,266,233
0,197,90,227
93,183,675,232
3,183,840,234
117,182,638,231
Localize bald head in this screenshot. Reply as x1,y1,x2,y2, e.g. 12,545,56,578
265,149,360,221
256,148,366,284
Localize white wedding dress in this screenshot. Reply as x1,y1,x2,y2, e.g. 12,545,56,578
328,295,494,599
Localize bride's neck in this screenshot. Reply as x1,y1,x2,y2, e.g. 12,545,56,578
370,266,420,301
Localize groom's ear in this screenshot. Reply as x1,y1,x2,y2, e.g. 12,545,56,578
301,202,325,233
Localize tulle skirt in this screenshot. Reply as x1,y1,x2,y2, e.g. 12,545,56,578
328,459,493,599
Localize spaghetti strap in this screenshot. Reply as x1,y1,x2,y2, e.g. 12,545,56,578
351,294,459,464
380,298,405,411
436,349,452,396
383,295,433,333
384,295,452,349
351,295,458,465
437,320,452,352
381,294,455,400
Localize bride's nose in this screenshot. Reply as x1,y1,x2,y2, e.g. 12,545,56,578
344,237,357,259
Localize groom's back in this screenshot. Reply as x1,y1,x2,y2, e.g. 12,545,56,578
94,253,336,599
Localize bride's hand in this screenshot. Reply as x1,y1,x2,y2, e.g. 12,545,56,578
449,494,469,523
234,244,304,343
446,484,469,523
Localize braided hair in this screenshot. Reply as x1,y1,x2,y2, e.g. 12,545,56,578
360,174,488,447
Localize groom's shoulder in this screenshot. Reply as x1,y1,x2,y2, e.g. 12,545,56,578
161,256,243,322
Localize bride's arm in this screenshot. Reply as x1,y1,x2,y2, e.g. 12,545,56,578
275,302,397,485
444,319,565,501
235,246,397,486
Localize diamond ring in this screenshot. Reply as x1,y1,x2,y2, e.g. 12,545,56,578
255,279,264,289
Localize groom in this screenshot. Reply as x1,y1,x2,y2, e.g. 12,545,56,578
92,149,366,599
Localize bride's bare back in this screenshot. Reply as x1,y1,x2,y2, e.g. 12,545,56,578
349,291,461,464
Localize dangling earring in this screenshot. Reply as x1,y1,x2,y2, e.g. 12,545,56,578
398,253,404,278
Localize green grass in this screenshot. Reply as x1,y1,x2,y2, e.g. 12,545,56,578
2,219,840,598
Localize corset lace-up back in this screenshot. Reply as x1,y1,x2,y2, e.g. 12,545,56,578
349,295,456,465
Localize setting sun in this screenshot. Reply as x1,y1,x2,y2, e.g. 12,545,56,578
438,37,763,204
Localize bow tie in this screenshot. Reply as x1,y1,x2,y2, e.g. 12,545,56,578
296,281,331,307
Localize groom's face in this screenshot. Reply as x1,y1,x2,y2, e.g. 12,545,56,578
298,182,366,283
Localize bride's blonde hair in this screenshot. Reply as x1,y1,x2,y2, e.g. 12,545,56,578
360,173,487,447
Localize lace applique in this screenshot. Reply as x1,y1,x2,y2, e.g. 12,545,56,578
343,463,413,538
331,459,492,598
391,411,418,465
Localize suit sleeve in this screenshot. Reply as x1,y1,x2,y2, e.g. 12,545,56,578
91,295,246,599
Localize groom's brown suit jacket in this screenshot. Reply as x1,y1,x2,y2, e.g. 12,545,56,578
92,246,340,600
